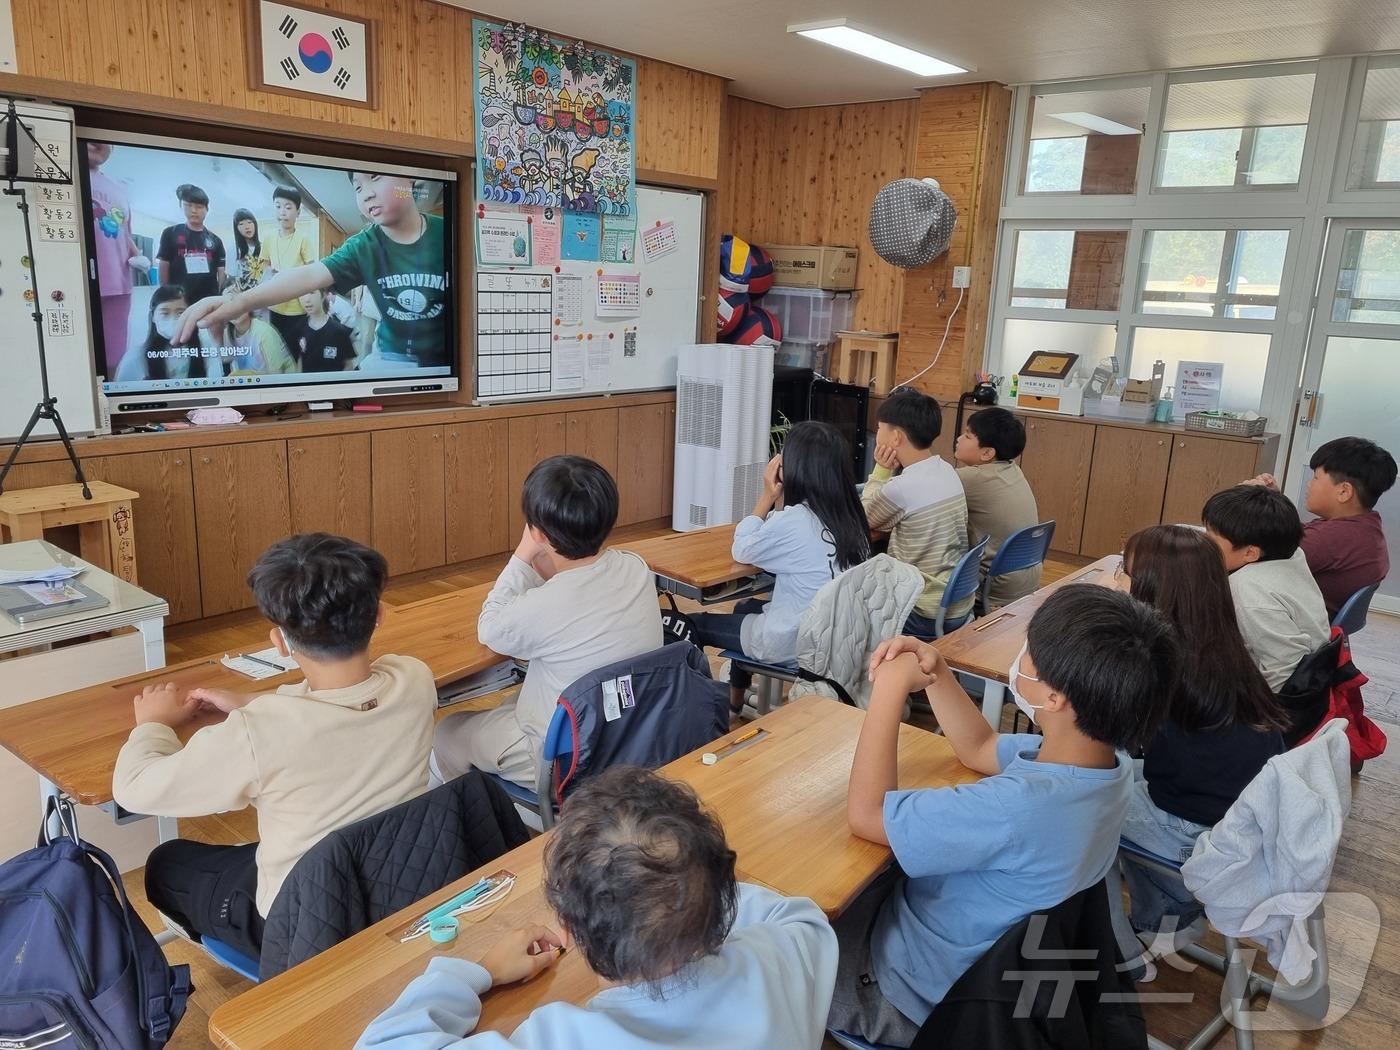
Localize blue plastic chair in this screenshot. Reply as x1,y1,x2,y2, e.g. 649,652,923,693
1331,583,1380,637
483,704,574,831
932,537,989,637
201,936,261,982
981,520,1056,614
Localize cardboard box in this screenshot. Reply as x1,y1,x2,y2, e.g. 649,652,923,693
769,245,859,290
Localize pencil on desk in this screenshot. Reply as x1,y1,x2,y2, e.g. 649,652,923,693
235,652,286,673
724,727,761,749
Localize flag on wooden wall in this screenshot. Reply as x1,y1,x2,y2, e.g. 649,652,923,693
256,1,372,105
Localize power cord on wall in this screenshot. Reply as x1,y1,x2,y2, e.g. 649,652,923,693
897,286,964,389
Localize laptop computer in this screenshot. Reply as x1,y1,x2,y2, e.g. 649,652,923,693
0,581,111,624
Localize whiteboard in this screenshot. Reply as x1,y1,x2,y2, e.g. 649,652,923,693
473,184,702,403
0,99,101,442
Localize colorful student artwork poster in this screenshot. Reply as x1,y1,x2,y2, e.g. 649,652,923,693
473,19,636,217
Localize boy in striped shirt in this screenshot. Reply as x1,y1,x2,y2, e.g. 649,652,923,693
862,391,970,638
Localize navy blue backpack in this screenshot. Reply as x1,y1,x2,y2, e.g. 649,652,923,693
0,799,192,1049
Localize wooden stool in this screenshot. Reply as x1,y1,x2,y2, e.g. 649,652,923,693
0,482,140,583
834,332,898,396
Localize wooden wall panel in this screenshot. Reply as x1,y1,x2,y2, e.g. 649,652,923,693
7,0,724,181
896,82,1012,402
719,97,918,333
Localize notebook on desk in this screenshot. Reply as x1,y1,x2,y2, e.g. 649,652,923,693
0,582,110,624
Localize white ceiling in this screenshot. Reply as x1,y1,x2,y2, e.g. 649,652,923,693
446,0,1400,108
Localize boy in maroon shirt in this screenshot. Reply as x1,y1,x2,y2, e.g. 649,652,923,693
1247,437,1395,616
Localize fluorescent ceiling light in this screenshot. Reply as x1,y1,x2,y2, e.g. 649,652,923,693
1049,111,1141,136
788,20,967,77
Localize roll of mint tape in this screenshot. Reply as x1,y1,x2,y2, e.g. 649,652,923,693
429,916,459,943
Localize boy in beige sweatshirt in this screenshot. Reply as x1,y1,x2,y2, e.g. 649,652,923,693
113,533,435,961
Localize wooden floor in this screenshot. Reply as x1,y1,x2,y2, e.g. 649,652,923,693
133,529,1399,1049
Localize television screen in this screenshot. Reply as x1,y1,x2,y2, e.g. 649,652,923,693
79,133,456,398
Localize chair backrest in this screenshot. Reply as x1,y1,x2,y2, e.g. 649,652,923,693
913,879,1146,1049
547,641,729,804
793,554,923,709
259,772,529,980
936,537,989,636
985,520,1056,578
1331,582,1379,636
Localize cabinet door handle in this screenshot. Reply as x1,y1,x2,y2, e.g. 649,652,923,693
201,456,211,465
1178,442,1185,448
291,447,305,455
174,459,183,466
1157,440,1164,446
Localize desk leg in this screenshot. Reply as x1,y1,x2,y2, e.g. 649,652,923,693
136,616,165,671
980,681,1006,728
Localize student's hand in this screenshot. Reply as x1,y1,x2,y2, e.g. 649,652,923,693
873,442,900,471
177,295,241,343
873,651,939,694
188,687,252,714
478,925,569,988
1242,473,1278,490
132,683,200,728
128,254,150,271
762,454,784,500
868,636,942,683
514,525,549,568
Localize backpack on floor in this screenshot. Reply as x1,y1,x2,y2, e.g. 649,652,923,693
0,798,192,1049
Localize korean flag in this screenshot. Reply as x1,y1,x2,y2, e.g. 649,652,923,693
259,1,369,103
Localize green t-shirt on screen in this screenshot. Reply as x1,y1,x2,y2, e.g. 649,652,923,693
322,212,448,366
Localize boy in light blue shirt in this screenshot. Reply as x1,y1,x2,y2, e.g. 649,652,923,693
832,586,1179,1046
357,767,838,1049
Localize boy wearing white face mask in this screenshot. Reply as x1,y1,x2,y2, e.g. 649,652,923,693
114,533,435,961
828,586,1179,1047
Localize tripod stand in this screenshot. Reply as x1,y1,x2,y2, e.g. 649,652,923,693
0,98,90,498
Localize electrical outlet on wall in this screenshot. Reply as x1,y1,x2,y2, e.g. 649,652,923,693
952,266,971,289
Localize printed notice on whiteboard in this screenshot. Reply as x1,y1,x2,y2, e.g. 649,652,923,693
596,273,641,318
1173,360,1224,419
641,220,677,263
554,274,584,326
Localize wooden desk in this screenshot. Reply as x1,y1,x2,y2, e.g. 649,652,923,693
933,556,1118,725
208,695,978,1049
0,584,501,809
208,835,604,1049
663,695,980,917
616,524,763,603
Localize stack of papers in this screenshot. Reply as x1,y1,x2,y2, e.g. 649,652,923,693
0,565,83,585
221,647,300,680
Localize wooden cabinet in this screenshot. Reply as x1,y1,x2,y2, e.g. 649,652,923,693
1079,428,1172,558
507,414,568,537
444,420,511,563
566,409,619,478
1019,416,1094,555
4,451,204,623
192,441,292,616
371,427,446,575
1161,436,1263,527
288,434,372,544
616,403,672,526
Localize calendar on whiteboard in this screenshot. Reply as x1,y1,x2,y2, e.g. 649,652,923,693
475,272,554,397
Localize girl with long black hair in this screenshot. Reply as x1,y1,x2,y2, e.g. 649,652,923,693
691,421,870,711
112,285,216,381
1107,523,1287,977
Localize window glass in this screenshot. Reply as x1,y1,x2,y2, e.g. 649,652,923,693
1010,229,1129,310
998,318,1118,380
1332,229,1400,325
1024,85,1148,195
1131,329,1271,413
1351,58,1400,188
1139,229,1289,319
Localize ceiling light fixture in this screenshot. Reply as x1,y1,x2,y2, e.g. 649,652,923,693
787,19,968,78
1048,111,1141,136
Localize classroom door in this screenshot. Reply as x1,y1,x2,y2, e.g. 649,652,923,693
1282,219,1400,611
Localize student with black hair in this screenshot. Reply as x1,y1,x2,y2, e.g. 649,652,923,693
1106,525,1286,978
359,767,838,1049
230,208,266,293
953,408,1041,610
861,390,968,637
112,285,222,382
113,534,436,961
691,421,870,711
433,456,663,787
1202,485,1329,690
261,185,315,357
830,586,1178,1046
156,183,225,303
1245,437,1396,615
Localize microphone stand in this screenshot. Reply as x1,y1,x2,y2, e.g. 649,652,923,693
0,98,90,498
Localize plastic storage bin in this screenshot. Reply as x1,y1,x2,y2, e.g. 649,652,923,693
763,287,860,346
775,341,830,375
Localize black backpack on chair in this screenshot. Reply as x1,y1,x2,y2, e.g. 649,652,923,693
659,592,697,645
